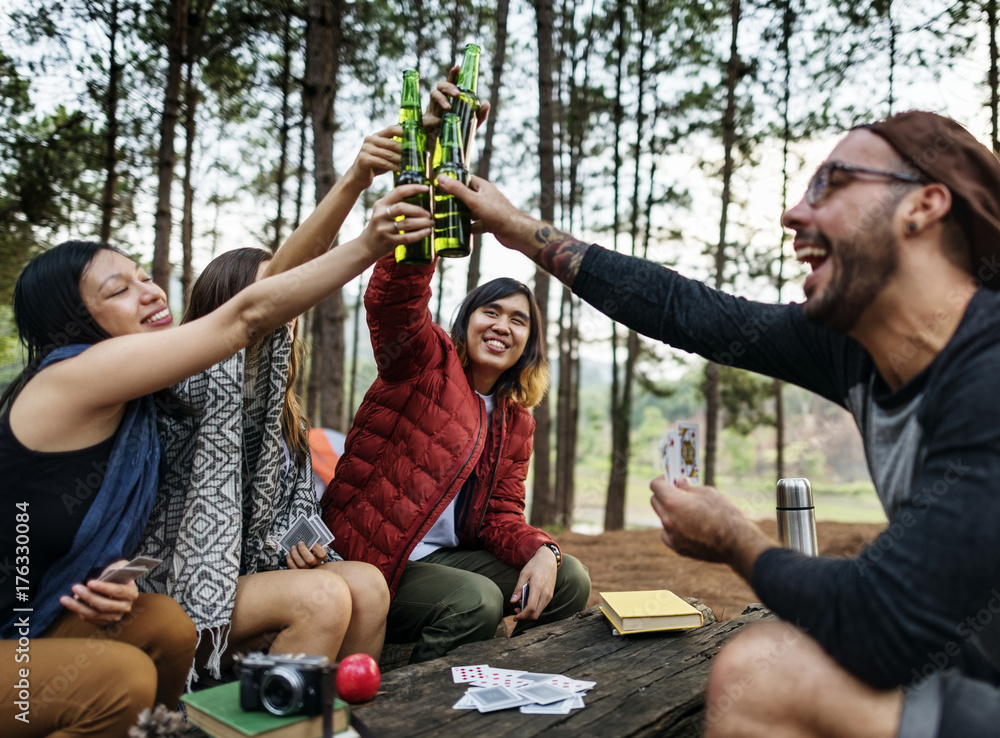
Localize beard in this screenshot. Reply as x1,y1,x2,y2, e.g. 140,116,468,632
801,216,899,334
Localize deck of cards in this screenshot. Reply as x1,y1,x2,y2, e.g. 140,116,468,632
450,664,595,715
658,421,700,485
277,513,335,555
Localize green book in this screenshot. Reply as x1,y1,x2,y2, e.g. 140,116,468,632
181,681,349,738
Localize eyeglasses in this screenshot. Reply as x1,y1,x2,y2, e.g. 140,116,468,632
806,161,924,205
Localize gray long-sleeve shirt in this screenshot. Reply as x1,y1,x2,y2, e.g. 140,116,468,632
573,244,1000,689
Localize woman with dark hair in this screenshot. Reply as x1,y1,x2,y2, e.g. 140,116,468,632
135,245,388,681
0,166,429,734
321,253,592,664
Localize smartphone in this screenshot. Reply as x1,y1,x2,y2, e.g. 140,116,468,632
97,556,163,584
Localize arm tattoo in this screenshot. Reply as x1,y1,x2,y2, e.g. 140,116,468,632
533,226,591,285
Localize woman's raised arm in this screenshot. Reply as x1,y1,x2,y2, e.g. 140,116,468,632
263,127,402,278
19,186,431,436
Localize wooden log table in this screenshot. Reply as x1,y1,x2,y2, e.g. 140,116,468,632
351,604,774,737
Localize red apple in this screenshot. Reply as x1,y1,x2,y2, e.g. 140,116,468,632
335,653,381,703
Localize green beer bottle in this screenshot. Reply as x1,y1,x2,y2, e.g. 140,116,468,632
397,69,422,127
394,72,433,265
451,44,481,167
432,112,471,258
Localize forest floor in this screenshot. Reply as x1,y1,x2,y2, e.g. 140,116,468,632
551,520,885,621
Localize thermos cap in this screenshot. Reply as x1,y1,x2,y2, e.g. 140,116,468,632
776,477,813,508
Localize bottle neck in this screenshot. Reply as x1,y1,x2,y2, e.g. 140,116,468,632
456,47,480,94
399,71,422,123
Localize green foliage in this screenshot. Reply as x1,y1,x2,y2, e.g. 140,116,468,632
714,364,776,435
0,74,104,302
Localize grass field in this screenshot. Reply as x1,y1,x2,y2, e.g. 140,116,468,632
562,460,886,535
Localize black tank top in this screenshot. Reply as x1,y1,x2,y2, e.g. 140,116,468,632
0,410,117,620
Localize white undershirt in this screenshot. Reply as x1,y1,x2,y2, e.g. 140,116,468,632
409,392,494,561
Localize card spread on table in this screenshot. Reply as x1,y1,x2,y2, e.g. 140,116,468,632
451,664,594,714
466,686,529,712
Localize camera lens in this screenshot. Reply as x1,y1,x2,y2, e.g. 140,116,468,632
260,666,306,716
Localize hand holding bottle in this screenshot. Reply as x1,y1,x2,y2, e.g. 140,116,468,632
357,185,432,263
435,174,545,260
342,126,404,191
425,72,491,133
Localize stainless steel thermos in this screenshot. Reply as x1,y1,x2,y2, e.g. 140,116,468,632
776,478,818,556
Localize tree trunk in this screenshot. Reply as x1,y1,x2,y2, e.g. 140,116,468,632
554,0,595,528
705,0,741,488
774,0,795,482
151,0,189,299
604,0,628,531
180,55,197,313
294,92,310,404
272,5,294,252
151,0,214,300
99,0,121,243
554,286,578,526
990,0,998,154
887,0,896,115
530,0,556,528
304,0,346,431
466,0,510,294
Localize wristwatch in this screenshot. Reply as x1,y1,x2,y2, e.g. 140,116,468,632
543,543,562,569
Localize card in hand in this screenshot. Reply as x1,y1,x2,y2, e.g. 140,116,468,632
677,421,700,483
308,514,335,547
659,429,678,482
97,556,163,584
278,514,320,554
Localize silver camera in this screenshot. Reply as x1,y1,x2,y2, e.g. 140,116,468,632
237,652,332,717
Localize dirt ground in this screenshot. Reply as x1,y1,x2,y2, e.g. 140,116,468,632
553,520,885,621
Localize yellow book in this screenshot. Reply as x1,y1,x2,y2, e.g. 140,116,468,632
599,589,704,634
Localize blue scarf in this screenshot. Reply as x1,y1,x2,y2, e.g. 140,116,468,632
1,344,161,638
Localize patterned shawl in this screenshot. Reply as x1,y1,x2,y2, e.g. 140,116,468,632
135,328,338,677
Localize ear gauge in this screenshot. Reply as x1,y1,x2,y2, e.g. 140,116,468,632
906,221,918,232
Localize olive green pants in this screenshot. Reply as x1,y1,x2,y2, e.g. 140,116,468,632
385,548,591,664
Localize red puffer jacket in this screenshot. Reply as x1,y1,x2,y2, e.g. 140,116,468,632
321,256,556,596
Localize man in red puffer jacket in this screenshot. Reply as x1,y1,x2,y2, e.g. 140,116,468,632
322,252,590,664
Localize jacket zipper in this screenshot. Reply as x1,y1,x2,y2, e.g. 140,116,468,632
476,403,506,536
388,398,484,586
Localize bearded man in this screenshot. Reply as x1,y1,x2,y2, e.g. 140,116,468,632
438,111,1000,737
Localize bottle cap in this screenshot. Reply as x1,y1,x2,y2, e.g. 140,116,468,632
776,478,813,509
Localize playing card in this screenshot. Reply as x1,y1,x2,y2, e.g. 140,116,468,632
657,431,672,478
308,514,335,547
520,697,575,714
452,692,477,709
677,421,700,483
466,685,529,712
543,674,596,693
517,672,562,684
468,667,531,689
452,664,490,684
278,514,321,554
516,682,576,705
661,429,679,483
